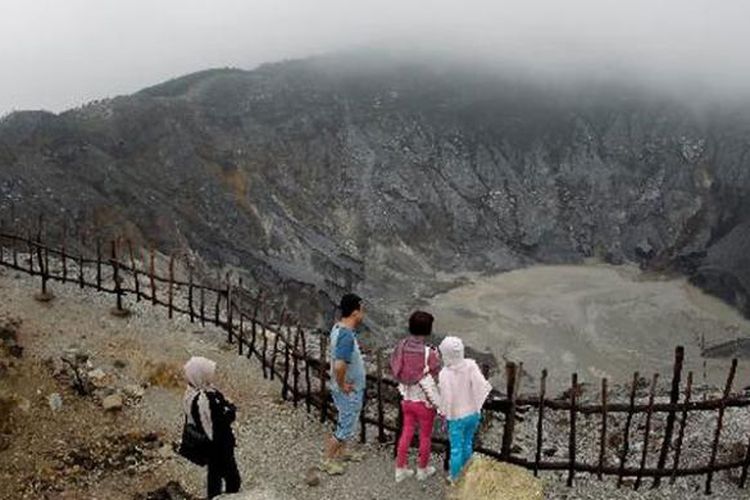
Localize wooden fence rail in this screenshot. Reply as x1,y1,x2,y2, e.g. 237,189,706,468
0,226,747,494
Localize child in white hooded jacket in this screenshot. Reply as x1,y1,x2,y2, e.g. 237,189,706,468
438,336,492,481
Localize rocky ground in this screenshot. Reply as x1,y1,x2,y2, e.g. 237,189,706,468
2,266,750,499
0,266,444,500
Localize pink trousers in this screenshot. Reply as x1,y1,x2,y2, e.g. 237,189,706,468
396,400,437,469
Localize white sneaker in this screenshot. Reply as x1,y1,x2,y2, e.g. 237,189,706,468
395,468,415,483
416,465,436,481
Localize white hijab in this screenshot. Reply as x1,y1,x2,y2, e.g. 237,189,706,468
183,356,217,440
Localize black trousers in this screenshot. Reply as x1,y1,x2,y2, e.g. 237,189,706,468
207,449,241,498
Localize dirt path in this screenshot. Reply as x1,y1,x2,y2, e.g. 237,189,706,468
0,267,445,499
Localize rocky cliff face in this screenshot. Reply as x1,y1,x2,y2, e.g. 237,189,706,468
1,55,749,330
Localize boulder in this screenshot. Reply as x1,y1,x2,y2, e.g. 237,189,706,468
449,456,543,500
304,467,320,487
15,397,30,413
124,384,146,399
87,368,109,388
48,393,63,412
102,394,123,411
0,433,11,451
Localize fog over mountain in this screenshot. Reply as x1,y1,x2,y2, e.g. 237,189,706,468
2,1,750,114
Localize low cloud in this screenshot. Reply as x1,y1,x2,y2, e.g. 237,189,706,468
1,0,748,113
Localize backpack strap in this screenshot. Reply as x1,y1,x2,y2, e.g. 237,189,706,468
418,347,439,409
190,392,206,435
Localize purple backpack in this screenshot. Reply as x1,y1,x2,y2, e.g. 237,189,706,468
390,338,430,385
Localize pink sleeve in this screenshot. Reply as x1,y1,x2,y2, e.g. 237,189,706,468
427,347,441,377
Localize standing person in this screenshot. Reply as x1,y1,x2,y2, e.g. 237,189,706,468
323,293,367,474
391,311,442,483
182,356,241,498
438,336,492,482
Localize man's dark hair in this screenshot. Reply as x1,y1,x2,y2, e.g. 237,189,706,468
339,293,363,318
409,311,434,337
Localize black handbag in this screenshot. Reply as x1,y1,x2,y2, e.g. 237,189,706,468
178,395,211,466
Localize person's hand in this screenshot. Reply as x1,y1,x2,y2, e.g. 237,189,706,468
342,382,355,394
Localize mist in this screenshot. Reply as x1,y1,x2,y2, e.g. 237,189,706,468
1,0,749,114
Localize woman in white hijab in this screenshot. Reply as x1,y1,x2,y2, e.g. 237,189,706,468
183,356,241,498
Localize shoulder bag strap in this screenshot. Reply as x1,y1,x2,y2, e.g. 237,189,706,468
417,347,438,408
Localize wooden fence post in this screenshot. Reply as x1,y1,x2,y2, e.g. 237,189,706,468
236,278,244,355
167,254,175,319
95,238,102,290
225,273,233,343
200,286,206,327
598,378,608,480
33,236,53,302
617,372,640,488
260,306,269,379
376,349,386,444
61,230,68,280
27,230,34,273
12,229,18,269
533,369,548,476
300,327,312,413
705,358,738,494
567,373,578,487
653,346,684,488
270,309,286,381
359,385,368,444
670,371,693,484
110,240,129,317
78,233,85,289
35,242,47,298
635,374,659,490
282,327,291,400
127,240,140,302
742,435,750,489
319,333,329,423
501,362,518,458
0,219,4,264
249,290,263,359
34,237,42,274
44,244,51,283
238,312,244,356
188,266,195,323
213,272,221,325
292,325,300,407
149,248,157,305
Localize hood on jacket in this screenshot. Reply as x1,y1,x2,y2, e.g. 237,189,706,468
439,336,466,368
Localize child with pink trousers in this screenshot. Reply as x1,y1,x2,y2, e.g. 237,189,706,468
391,311,442,483
438,336,492,481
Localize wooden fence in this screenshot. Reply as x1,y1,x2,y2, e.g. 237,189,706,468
0,226,748,494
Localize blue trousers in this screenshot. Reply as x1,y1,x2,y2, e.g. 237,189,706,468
447,413,481,479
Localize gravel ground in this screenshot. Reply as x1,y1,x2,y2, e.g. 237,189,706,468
0,265,444,499
2,263,750,499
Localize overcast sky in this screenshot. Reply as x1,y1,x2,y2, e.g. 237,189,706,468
1,0,748,114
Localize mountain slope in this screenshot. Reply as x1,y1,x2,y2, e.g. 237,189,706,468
1,54,749,328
